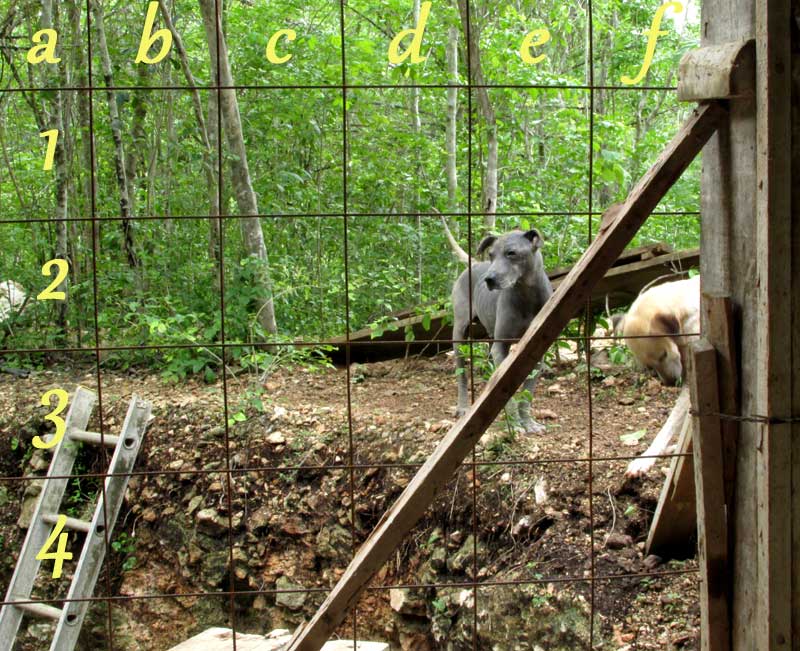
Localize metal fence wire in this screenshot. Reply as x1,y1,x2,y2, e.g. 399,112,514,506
0,0,702,649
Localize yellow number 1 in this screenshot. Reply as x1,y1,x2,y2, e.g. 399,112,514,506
36,514,73,578
33,389,69,449
40,129,59,171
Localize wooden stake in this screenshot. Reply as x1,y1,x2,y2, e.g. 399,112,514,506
645,391,696,556
285,102,727,651
689,339,730,651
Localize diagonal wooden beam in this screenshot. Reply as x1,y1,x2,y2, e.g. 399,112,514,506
285,101,727,651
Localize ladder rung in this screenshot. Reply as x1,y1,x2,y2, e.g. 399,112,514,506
41,513,92,534
68,430,119,447
14,602,63,620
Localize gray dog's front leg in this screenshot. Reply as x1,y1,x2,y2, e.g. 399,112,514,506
516,368,545,434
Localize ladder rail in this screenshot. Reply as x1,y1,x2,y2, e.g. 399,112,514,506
0,386,97,650
50,395,151,651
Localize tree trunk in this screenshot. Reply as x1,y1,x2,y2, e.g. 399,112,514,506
198,0,277,334
68,0,93,285
157,0,220,264
91,0,139,270
457,0,497,230
124,64,150,214
446,24,459,213
42,0,69,336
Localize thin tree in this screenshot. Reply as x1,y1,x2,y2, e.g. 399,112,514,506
41,0,69,336
198,0,278,334
91,0,139,270
157,0,221,264
457,0,497,230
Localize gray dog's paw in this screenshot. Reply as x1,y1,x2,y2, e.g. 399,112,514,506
522,419,546,435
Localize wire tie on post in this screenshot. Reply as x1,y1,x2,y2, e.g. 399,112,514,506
688,409,800,425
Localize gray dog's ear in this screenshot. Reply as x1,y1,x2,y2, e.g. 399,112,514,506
476,235,497,257
523,229,543,250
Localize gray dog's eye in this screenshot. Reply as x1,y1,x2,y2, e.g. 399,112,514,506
506,250,516,257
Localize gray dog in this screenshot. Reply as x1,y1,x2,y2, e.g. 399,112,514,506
449,227,553,434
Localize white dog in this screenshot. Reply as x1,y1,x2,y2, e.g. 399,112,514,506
612,275,700,477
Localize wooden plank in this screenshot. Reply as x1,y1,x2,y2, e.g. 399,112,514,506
168,628,388,651
754,0,793,648
689,339,730,651
645,410,695,556
791,0,800,643
329,247,700,363
700,296,738,519
696,1,756,647
678,39,755,101
285,102,727,651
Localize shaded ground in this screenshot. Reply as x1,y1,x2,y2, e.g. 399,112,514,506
0,351,698,650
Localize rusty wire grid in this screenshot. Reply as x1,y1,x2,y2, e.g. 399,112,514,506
0,0,704,649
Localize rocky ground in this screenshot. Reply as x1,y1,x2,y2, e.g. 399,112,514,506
0,349,699,650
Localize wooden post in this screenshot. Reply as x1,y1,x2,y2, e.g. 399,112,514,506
284,103,726,651
697,0,796,647
645,401,695,556
689,340,730,651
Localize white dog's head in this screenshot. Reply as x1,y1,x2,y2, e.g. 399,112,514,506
612,276,700,386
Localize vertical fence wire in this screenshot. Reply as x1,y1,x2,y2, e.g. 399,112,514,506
0,1,705,649
83,1,115,647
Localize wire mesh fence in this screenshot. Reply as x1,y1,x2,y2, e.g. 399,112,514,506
0,0,703,648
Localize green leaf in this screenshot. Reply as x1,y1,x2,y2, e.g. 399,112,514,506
620,429,647,445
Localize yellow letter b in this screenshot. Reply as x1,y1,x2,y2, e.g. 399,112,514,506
136,1,172,65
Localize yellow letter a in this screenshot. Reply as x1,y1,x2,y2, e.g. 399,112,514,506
621,1,683,85
388,1,432,65
136,1,172,65
27,29,61,64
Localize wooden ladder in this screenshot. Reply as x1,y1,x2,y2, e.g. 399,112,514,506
0,386,151,651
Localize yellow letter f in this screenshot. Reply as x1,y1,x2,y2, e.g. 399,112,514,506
621,1,683,85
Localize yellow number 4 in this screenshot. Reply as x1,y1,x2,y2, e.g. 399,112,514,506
33,389,69,449
36,515,73,579
36,258,69,301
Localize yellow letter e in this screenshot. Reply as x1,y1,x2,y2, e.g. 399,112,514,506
520,28,550,65
27,29,61,64
388,1,432,65
136,1,173,65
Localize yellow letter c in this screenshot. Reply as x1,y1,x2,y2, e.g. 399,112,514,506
266,29,297,64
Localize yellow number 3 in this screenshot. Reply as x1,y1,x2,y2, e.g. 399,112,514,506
36,514,73,578
36,258,69,300
33,389,69,449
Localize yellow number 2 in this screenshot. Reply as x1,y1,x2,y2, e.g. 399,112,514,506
36,514,73,579
36,258,69,301
40,129,59,171
33,389,69,449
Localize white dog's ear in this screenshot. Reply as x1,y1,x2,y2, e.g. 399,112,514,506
476,235,497,257
610,313,626,335
523,229,543,250
654,312,681,336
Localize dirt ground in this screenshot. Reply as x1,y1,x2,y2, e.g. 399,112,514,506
0,350,699,650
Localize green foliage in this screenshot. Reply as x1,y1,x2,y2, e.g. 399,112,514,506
111,532,138,572
0,0,701,372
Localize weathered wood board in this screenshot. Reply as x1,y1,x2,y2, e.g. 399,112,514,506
329,245,699,363
286,103,726,651
168,628,388,651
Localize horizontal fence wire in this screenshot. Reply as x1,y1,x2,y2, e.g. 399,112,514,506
0,0,704,648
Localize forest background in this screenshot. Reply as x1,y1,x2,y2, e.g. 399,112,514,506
0,0,700,380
